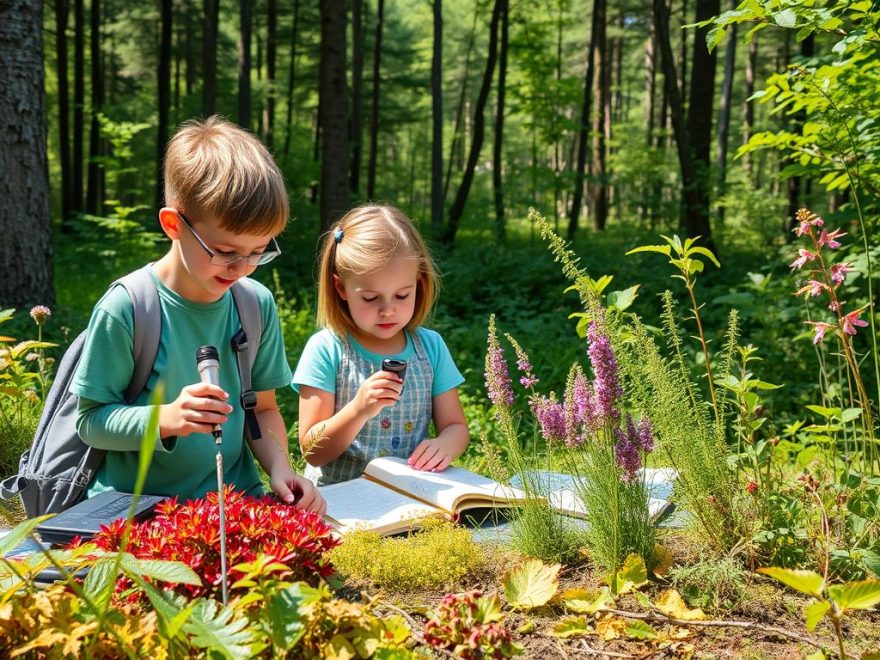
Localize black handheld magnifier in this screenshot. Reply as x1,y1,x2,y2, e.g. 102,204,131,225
381,358,407,381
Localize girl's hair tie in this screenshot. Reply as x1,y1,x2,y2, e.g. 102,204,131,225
333,227,344,244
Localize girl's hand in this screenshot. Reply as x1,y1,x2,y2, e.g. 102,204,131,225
159,383,233,438
408,438,453,472
354,371,404,418
270,466,327,515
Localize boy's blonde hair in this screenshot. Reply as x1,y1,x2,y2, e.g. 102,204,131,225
317,204,439,337
164,115,288,235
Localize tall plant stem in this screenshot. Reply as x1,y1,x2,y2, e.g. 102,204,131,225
685,276,719,425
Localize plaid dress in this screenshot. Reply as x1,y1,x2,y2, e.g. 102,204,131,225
304,331,433,486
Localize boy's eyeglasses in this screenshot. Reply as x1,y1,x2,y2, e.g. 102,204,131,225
177,211,281,266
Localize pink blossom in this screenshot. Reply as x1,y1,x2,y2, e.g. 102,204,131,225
841,308,869,336
790,248,816,270
795,280,827,298
818,228,846,249
808,321,834,344
828,300,842,312
830,262,856,286
794,219,812,237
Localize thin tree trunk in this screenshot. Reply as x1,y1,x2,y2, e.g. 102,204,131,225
202,0,218,116
367,0,385,199
742,35,757,177
682,0,719,243
156,0,172,211
350,0,364,194
642,19,657,222
590,0,609,231
430,0,443,230
716,0,736,226
445,0,502,244
255,11,263,81
786,33,814,235
73,0,84,214
55,0,73,227
283,0,300,158
443,5,478,201
679,0,688,98
238,0,252,128
492,0,509,241
318,0,349,228
0,0,54,306
568,0,600,237
614,10,624,123
173,18,181,110
263,0,277,149
185,2,196,95
86,0,103,215
553,1,563,229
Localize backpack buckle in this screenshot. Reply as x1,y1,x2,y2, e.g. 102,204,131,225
73,469,92,487
231,329,248,353
240,389,257,410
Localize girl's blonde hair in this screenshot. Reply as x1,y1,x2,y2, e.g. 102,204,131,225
164,115,288,236
317,204,439,337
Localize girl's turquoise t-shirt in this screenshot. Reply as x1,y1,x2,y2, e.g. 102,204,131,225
71,268,293,500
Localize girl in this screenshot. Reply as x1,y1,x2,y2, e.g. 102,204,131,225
293,204,469,485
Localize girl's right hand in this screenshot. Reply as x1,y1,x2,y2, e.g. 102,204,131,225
159,382,233,438
354,371,404,418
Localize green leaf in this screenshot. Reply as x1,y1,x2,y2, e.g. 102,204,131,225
550,616,591,638
625,620,659,639
119,554,201,586
827,579,880,611
758,567,825,598
840,408,862,424
606,285,639,311
625,245,671,258
503,558,560,610
83,558,118,610
616,554,648,594
0,515,53,557
803,600,830,631
806,405,840,419
774,8,797,27
267,586,309,651
688,246,721,268
563,587,612,614
184,598,254,659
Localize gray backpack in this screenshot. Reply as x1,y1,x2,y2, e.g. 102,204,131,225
0,265,264,518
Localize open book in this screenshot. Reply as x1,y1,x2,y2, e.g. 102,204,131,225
319,457,528,536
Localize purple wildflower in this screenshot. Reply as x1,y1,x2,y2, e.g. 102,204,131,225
614,422,641,483
505,333,540,389
830,262,855,287
572,370,595,431
29,305,51,326
637,416,654,453
530,395,566,443
586,321,622,424
485,318,514,409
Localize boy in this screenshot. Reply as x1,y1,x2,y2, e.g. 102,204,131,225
71,116,324,513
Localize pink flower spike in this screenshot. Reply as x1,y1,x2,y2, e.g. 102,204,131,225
794,220,811,237
808,321,834,344
790,248,817,270
841,308,869,336
830,262,856,286
810,214,825,228
828,300,842,313
818,228,847,249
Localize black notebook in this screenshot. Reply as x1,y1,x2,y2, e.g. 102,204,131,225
35,491,167,545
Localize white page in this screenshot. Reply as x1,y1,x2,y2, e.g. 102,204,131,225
319,477,442,534
363,457,526,512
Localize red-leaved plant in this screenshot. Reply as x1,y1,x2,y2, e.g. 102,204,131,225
423,590,522,659
80,487,339,600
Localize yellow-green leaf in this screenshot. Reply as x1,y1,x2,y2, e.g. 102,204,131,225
758,567,825,598
654,589,706,621
827,579,880,611
503,558,560,610
804,600,830,631
562,587,612,614
550,616,591,638
616,554,648,593
625,620,659,639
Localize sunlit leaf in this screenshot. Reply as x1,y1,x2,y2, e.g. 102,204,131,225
654,590,706,621
503,558,560,610
758,567,825,598
827,579,880,611
803,600,830,631
550,616,591,638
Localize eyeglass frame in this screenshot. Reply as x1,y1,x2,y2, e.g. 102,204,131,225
176,210,282,267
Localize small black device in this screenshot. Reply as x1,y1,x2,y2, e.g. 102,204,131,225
381,358,407,381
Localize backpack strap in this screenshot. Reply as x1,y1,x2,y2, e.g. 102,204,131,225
230,278,263,442
115,265,162,403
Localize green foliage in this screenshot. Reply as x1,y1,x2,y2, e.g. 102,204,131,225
327,519,488,592
507,498,584,565
668,555,750,613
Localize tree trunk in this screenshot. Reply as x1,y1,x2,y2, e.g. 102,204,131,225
318,0,349,229
641,19,657,222
567,0,600,237
492,0,508,241
614,10,624,123
86,0,103,215
552,2,563,229
682,0,719,242
443,5,478,201
202,0,218,116
679,0,688,97
786,34,814,234
73,0,84,214
367,0,385,199
238,0,252,129
350,0,364,194
445,0,502,244
55,0,73,228
185,2,197,95
156,0,172,211
0,0,54,307
715,0,736,226
430,0,443,230
742,35,757,177
282,0,300,158
590,0,609,231
263,0,277,149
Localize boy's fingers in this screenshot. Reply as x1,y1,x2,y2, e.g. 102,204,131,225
187,383,229,400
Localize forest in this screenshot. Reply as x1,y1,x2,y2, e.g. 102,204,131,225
0,0,878,657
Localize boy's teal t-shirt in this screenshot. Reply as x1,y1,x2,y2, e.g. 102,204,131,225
71,268,293,500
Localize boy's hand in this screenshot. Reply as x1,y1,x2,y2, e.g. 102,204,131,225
408,438,453,472
159,383,233,438
353,371,403,419
270,466,326,515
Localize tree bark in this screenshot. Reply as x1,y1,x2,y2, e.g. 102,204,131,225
682,0,719,242
445,0,502,244
202,0,218,116
238,0,252,129
568,0,600,237
367,0,385,199
156,0,172,211
786,34,814,234
492,0,508,240
86,0,103,215
350,0,364,194
282,0,300,158
263,0,277,149
430,0,443,230
73,0,84,214
443,5,478,201
715,0,737,225
0,0,54,307
318,0,349,229
55,0,73,228
742,35,757,176
590,0,609,231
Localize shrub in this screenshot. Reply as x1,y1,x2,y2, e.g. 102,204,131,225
424,589,522,659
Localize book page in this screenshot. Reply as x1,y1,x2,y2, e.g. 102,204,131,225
320,477,444,535
363,457,526,512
